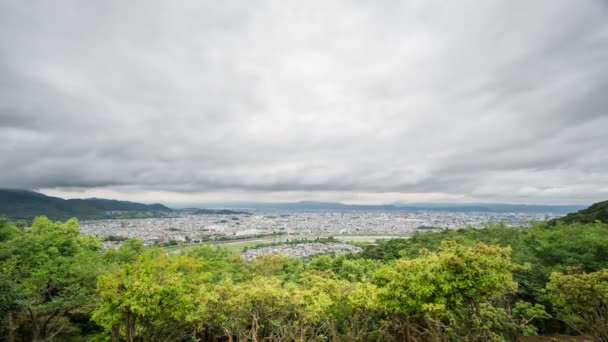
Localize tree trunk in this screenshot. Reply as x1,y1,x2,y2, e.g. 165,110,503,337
32,328,39,342
27,308,40,342
252,316,259,342
124,309,136,342
225,328,234,342
6,313,15,342
111,324,121,342
328,317,338,342
403,316,412,342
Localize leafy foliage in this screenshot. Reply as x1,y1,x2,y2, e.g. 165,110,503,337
547,269,608,341
92,249,207,341
374,242,517,340
0,216,104,341
1,213,607,341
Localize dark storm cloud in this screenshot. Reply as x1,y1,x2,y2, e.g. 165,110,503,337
1,0,608,204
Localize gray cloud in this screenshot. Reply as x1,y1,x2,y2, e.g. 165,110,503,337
1,0,608,204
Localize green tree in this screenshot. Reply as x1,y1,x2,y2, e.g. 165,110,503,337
374,241,517,341
547,269,608,341
103,238,145,265
248,254,303,283
0,216,103,341
188,245,248,283
299,271,387,341
206,278,294,342
0,218,20,337
523,221,608,293
92,249,208,341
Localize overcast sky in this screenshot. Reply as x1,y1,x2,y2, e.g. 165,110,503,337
1,1,607,205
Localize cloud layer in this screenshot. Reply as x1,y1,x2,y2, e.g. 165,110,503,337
1,0,607,204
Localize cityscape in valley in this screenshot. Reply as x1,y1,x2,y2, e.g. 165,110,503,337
0,189,577,250
81,209,563,246
83,208,568,259
1,189,578,259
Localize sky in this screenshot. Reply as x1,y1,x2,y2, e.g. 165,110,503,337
1,1,607,205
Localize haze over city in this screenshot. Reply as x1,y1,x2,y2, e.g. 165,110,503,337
1,1,607,205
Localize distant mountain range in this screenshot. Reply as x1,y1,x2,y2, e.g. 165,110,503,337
179,208,252,216
189,200,586,214
0,189,589,221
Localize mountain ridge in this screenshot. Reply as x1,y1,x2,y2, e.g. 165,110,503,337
179,200,586,213
551,199,608,224
0,189,590,221
0,189,171,221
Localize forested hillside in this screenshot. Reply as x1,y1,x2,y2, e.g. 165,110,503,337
552,199,608,224
0,189,171,221
1,210,608,341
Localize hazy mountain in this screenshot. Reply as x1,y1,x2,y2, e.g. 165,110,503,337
393,202,586,213
177,208,252,215
185,200,585,213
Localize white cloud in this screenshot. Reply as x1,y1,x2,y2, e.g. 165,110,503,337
1,0,607,204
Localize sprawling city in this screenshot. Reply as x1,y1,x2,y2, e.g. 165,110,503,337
81,210,561,246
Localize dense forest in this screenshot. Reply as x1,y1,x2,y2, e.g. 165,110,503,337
1,211,608,341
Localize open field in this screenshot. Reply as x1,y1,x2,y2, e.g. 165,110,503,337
164,233,411,253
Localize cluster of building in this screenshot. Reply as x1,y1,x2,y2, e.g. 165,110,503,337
80,210,561,245
241,242,363,261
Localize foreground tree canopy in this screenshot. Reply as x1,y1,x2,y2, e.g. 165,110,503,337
1,216,608,341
